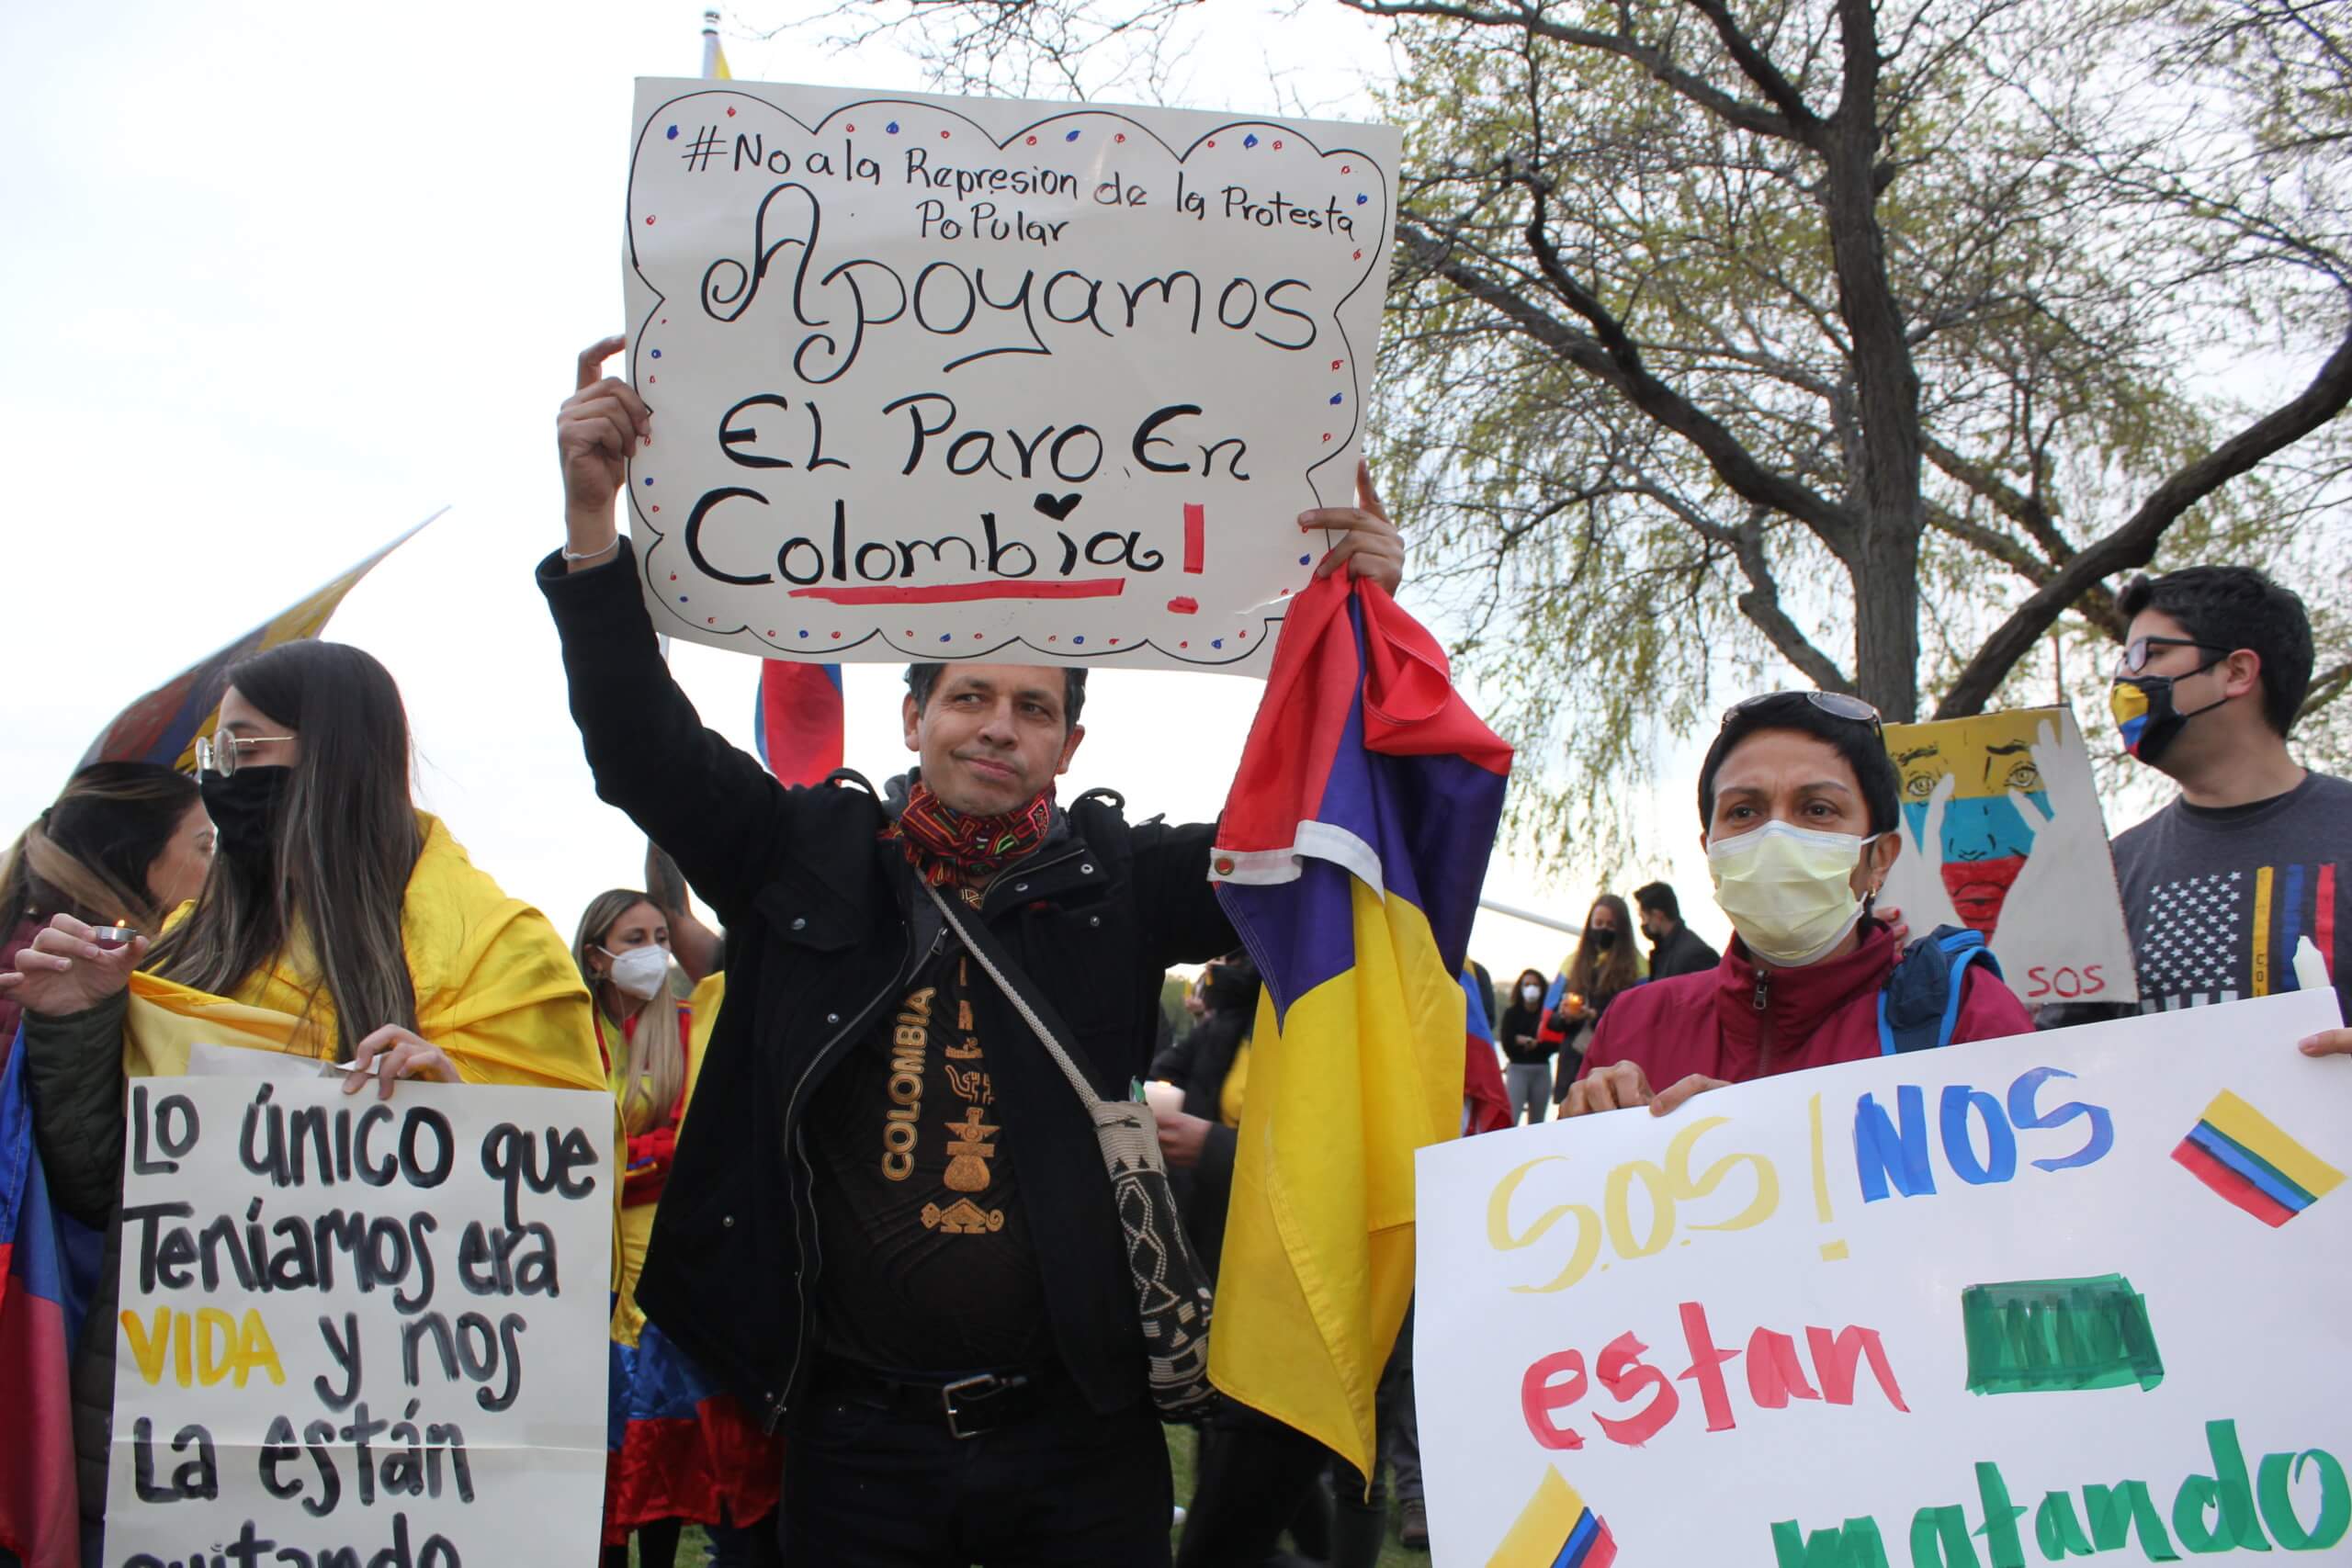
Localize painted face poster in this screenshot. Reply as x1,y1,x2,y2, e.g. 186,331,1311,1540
1879,705,2141,1007
103,1076,611,1567
1413,990,2349,1564
621,79,1399,672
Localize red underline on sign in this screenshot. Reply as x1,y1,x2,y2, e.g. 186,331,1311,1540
786,579,1128,605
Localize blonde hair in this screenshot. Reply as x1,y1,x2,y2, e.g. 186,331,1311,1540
571,890,685,1135
1,762,201,932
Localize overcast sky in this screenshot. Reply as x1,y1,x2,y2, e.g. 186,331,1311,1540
1,0,1765,983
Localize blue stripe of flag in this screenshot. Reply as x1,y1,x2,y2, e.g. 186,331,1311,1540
2188,1122,2313,1212
1553,1510,1600,1568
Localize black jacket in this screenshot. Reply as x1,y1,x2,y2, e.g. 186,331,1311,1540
539,544,1236,1426
1647,922,1722,981
1147,963,1258,1280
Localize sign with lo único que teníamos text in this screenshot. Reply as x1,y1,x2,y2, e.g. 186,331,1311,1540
104,1076,612,1568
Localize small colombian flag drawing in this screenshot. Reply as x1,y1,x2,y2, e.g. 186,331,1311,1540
1487,1468,1617,1568
2172,1089,2346,1227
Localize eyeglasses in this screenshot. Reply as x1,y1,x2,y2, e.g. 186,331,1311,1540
1720,690,1883,738
194,728,296,778
2117,636,2231,675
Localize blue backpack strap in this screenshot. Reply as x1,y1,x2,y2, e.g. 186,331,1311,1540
1877,925,2004,1055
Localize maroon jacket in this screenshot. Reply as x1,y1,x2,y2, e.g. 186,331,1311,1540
1578,922,2032,1091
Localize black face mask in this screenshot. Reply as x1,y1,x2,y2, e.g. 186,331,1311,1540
1589,927,1619,951
198,766,292,866
2111,671,2226,768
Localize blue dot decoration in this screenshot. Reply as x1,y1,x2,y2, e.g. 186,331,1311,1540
665,125,679,141
678,595,688,604
1299,554,1312,566
1244,133,1259,148
1212,638,1225,648
887,121,900,134
1329,393,1343,405
1064,129,1081,141
1072,636,1086,645
797,630,808,639
939,633,951,642
650,348,662,358
1356,194,1369,205
643,477,655,486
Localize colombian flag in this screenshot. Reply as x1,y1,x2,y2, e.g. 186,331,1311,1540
1207,570,1511,1476
1463,968,1512,1136
0,1032,104,1568
76,519,429,774
753,660,844,788
2172,1089,2345,1227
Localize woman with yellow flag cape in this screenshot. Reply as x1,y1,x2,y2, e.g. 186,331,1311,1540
0,640,604,1562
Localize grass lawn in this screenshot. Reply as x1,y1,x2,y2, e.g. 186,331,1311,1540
639,1431,1426,1565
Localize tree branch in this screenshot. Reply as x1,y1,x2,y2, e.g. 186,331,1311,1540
1935,309,2352,716
1678,0,1823,135
1341,0,1807,141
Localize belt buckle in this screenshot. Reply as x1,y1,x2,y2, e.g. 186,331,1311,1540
940,1372,1004,1440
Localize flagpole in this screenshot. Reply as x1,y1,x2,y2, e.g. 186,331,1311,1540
1476,896,1580,935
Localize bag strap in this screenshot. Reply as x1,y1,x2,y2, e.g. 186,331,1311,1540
921,880,1105,1113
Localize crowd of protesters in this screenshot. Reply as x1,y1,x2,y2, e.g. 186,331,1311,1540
0,336,2343,1568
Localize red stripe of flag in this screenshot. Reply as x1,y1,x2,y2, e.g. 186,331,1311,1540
2171,1138,2297,1227
2316,864,2336,980
756,661,843,790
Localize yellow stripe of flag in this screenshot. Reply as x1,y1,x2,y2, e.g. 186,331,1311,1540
2201,1089,2346,1201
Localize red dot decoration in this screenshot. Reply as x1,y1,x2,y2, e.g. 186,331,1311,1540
1109,638,1120,646
650,504,661,513
1114,133,1125,143
1026,135,1038,145
1206,139,1216,148
845,124,856,132
707,616,717,624
1353,250,1363,260
1180,640,1189,649
1272,140,1283,150
940,130,951,139
726,107,736,117
1331,359,1343,370
767,629,776,637
644,216,656,225
831,631,842,639
1322,434,1333,442
670,574,678,581
1342,164,1352,174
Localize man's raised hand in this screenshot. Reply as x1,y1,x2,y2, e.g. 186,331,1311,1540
558,335,650,543
1301,458,1405,595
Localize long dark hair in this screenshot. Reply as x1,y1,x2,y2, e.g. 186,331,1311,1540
0,762,200,931
147,641,423,1057
1565,895,1640,1004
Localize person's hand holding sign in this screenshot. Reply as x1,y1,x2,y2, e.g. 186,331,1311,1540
344,1025,462,1100
1304,460,1404,594
556,334,650,570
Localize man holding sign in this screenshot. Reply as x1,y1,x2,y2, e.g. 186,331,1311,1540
541,334,1401,1566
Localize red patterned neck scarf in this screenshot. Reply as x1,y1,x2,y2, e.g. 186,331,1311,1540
884,778,1055,889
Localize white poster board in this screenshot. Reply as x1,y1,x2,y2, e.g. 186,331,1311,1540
1415,991,2350,1564
621,78,1400,672
1879,705,2142,1006
105,1077,612,1568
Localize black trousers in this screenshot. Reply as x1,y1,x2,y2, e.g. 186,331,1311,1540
1172,1404,1331,1568
780,1378,1171,1567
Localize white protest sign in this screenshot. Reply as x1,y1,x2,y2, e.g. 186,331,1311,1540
1415,991,2351,1565
105,1077,611,1568
1880,705,2142,1007
621,79,1399,671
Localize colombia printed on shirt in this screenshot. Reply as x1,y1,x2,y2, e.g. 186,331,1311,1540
1878,705,2142,1007
811,954,1044,1370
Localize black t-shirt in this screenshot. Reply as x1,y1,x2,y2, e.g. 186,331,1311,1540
807,946,1049,1371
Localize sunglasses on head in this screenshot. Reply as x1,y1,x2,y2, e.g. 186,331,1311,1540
1719,690,1883,738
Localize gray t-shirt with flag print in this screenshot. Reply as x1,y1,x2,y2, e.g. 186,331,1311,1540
2109,771,2351,1026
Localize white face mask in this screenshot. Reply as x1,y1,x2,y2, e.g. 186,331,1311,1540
598,942,672,1000
1705,821,1886,968
1520,984,1542,1004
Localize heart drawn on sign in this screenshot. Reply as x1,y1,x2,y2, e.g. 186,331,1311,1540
1033,492,1083,521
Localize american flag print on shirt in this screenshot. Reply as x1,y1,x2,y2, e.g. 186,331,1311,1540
2136,862,2338,1010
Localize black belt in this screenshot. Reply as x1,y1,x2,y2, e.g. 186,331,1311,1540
810,1357,1057,1439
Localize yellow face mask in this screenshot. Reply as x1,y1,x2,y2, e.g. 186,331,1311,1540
1706,821,1884,966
